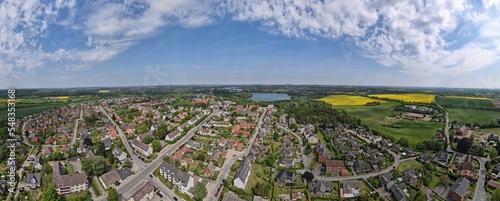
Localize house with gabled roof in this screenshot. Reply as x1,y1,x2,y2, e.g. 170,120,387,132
132,139,153,156
234,158,252,189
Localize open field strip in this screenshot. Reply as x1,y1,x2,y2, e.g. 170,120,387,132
318,95,384,106
445,96,492,100
448,108,500,123
369,93,436,103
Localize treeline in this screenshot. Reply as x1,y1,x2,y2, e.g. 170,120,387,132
275,100,362,126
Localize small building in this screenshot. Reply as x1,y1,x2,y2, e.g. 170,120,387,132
128,181,155,201
26,173,41,189
340,180,361,198
132,139,153,156
448,177,470,201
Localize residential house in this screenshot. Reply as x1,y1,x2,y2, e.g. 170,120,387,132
275,170,295,187
448,177,470,201
99,169,121,188
457,126,468,136
307,134,319,144
402,168,418,183
279,158,296,167
433,151,448,163
222,191,246,201
203,162,216,177
418,153,432,163
389,182,409,201
325,160,345,176
103,138,112,151
488,133,499,142
165,129,181,141
117,168,134,182
378,172,393,188
128,181,155,201
52,161,89,195
340,180,361,198
26,173,41,189
159,162,195,196
186,140,203,151
137,131,153,142
353,160,371,173
132,139,153,156
234,158,252,189
113,147,127,162
308,180,332,196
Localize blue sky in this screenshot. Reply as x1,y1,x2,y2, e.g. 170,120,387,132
1,0,500,89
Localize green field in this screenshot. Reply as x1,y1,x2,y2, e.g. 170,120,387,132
448,108,500,123
0,103,66,118
436,96,495,108
336,102,444,147
397,159,424,172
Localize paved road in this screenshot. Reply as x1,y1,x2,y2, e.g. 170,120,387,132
207,110,267,201
94,111,216,201
473,156,487,201
69,109,83,147
99,105,145,170
316,132,401,181
278,125,310,171
438,104,488,201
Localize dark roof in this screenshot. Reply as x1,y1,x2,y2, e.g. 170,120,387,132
449,177,470,197
378,172,393,187
390,182,407,201
275,170,294,182
132,139,151,152
235,158,251,183
27,173,41,187
117,167,134,180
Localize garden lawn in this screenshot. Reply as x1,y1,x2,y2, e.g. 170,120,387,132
448,108,500,123
245,164,270,195
397,159,424,172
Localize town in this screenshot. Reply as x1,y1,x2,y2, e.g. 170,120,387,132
1,86,500,201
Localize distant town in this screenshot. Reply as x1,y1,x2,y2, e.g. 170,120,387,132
1,85,500,201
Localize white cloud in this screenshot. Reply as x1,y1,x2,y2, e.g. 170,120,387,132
1,0,499,80
222,0,500,75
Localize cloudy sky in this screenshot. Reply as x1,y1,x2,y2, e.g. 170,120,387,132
1,0,500,89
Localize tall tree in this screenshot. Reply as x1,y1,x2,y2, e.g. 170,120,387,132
93,156,107,176
193,182,208,201
152,140,161,152
42,187,61,201
457,138,473,153
107,188,119,201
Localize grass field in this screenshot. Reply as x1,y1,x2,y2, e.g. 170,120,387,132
336,102,444,147
445,96,492,100
318,95,384,106
448,108,500,123
0,103,66,118
436,96,496,108
369,93,436,103
245,163,271,196
397,159,424,172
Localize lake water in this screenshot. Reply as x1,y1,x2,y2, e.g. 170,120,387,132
248,93,291,101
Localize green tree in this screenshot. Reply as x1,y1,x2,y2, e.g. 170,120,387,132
490,147,498,159
397,138,409,147
42,187,61,201
152,140,161,152
107,188,119,201
478,146,485,156
143,136,153,144
93,156,107,176
492,188,500,200
440,175,451,186
254,182,270,196
107,149,115,165
193,182,208,201
123,159,132,168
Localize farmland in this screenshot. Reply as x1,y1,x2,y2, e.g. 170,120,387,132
0,104,67,118
369,93,436,103
444,96,492,100
318,95,383,106
335,102,443,147
448,108,500,123
436,96,496,109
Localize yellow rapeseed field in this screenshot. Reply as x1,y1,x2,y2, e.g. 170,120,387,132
0,98,22,103
319,95,384,106
369,93,436,103
445,96,492,100
58,96,70,99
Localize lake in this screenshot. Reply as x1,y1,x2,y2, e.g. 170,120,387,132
248,93,291,101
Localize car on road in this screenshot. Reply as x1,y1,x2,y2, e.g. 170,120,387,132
233,154,237,157
149,174,153,178
173,197,178,201
214,191,219,197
